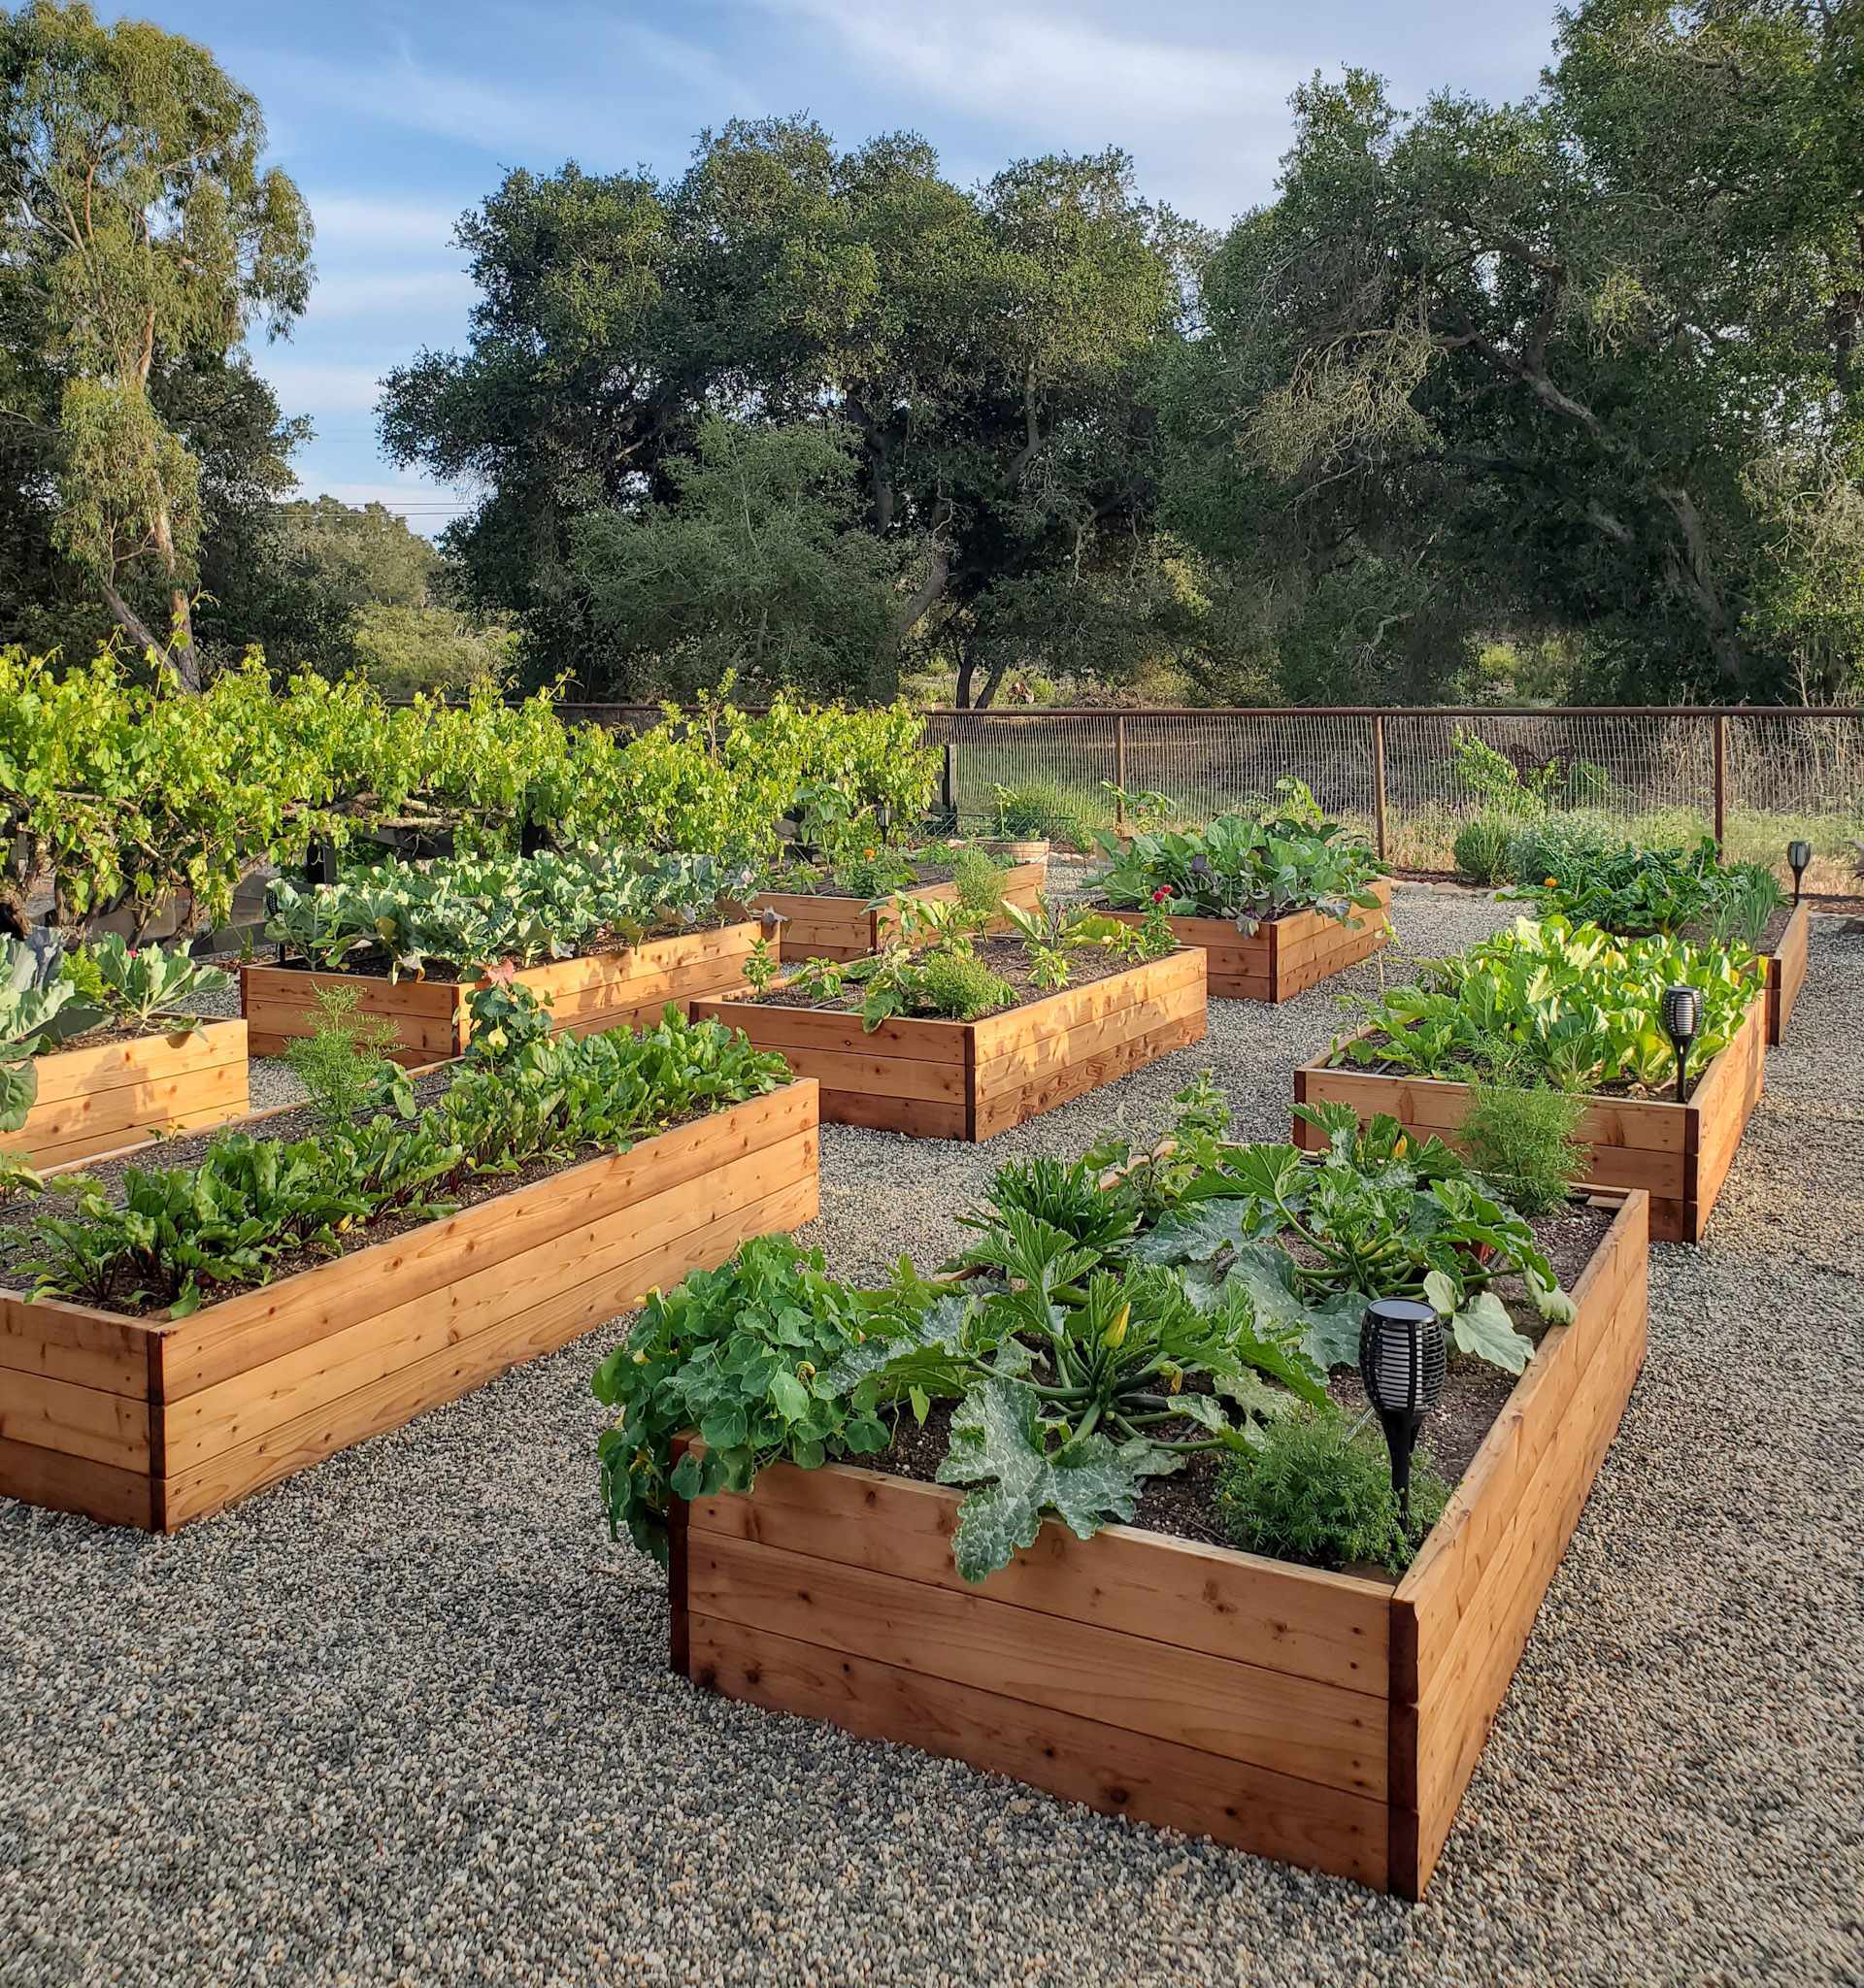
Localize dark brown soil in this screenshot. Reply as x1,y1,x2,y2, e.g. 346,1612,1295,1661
867,1198,1614,1559
0,1069,743,1319
751,937,1157,1019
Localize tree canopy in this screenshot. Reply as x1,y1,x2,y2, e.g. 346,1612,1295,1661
382,119,1203,704
0,0,313,681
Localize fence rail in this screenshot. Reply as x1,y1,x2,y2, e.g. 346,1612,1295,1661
548,702,1864,897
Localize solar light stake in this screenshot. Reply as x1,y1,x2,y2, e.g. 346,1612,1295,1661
875,802,893,840
1662,983,1702,1107
1358,1298,1445,1524
1787,840,1812,905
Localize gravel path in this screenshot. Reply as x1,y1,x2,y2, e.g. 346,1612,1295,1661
4,885,1861,1988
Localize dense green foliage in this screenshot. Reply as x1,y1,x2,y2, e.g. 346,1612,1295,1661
1090,789,1387,933
0,1,312,675
1501,831,1785,946
596,1078,1577,1578
1338,916,1762,1092
1163,2,1864,703
1216,1409,1449,1575
380,124,1203,703
1459,1080,1589,1219
62,933,229,1029
18,991,792,1316
0,647,941,938
265,847,755,977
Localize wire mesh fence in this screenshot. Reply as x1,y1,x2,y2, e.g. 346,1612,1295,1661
555,703,1864,898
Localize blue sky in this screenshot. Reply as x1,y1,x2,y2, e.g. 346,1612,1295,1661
116,0,1564,534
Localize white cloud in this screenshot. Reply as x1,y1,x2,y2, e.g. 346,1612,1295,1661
258,359,388,415
307,268,479,323
304,193,467,255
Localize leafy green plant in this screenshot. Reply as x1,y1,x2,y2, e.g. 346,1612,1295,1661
266,846,756,978
65,935,232,1031
1339,916,1761,1097
283,985,416,1135
1451,730,1562,818
1091,811,1386,935
1216,1408,1448,1574
18,1005,792,1317
914,950,1015,1021
593,1237,910,1562
949,846,1009,922
1460,1080,1588,1217
989,779,1104,851
1502,831,1785,947
1131,1102,1570,1375
0,935,105,1132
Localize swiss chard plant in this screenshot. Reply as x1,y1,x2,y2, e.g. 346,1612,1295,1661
266,846,759,978
15,988,791,1317
1336,915,1761,1094
778,888,1174,1028
1090,795,1386,936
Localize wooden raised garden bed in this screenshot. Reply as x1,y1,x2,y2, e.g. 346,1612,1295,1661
0,1078,819,1531
0,1020,250,1169
690,947,1207,1141
670,1187,1649,1898
1294,991,1765,1244
1763,899,1809,1045
1105,878,1394,1002
240,920,767,1067
753,861,1048,965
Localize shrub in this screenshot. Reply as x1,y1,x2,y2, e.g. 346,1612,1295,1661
915,950,1015,1020
949,846,1009,922
1215,1408,1449,1575
1452,816,1514,885
1460,1079,1588,1216
989,779,1103,850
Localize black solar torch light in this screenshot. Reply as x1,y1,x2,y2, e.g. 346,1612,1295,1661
1787,840,1812,905
1662,983,1702,1106
875,802,893,840
1359,1297,1445,1524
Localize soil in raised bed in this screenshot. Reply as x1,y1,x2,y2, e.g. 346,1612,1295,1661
750,937,1162,1021
869,1199,1614,1564
0,1067,772,1318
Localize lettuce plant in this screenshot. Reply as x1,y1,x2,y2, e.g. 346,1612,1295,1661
1336,915,1761,1094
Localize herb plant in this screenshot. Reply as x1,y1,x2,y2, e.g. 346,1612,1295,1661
1460,1080,1588,1217
1216,1408,1449,1574
283,985,415,1135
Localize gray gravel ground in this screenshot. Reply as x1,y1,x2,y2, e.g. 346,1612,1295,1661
4,883,1862,1988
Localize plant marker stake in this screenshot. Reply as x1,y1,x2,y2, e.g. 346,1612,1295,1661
1358,1297,1444,1525
1787,840,1812,905
1662,983,1702,1107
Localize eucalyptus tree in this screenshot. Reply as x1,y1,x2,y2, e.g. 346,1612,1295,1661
0,0,312,683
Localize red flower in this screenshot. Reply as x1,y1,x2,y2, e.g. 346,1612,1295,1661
1150,886,1172,903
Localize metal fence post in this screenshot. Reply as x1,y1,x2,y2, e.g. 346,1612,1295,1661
1114,714,1128,828
1713,714,1728,852
1371,714,1388,863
